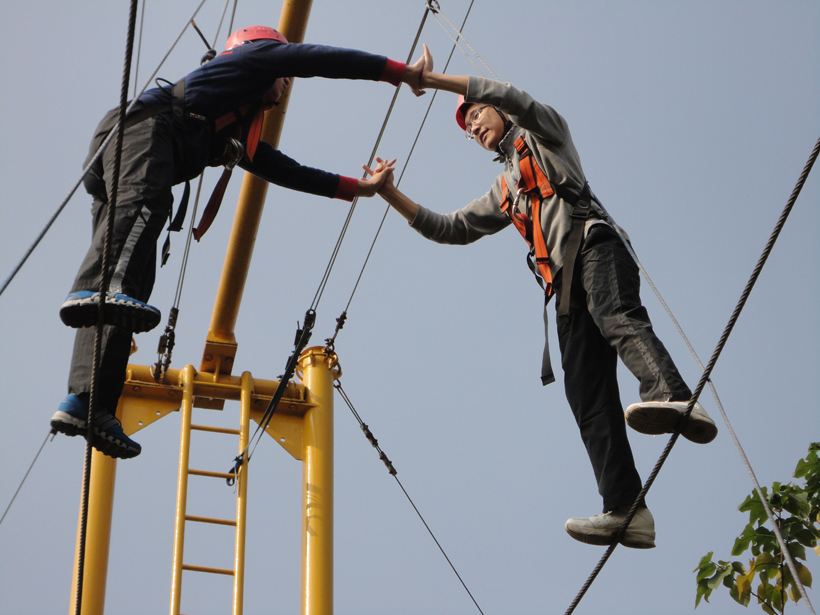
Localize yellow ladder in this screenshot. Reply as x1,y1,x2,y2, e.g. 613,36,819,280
169,366,252,615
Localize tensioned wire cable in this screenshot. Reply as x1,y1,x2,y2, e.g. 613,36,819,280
335,381,486,615
306,0,434,314
326,0,478,349
0,0,211,299
563,137,819,615
0,432,51,529
234,0,437,473
75,3,139,614
133,0,147,98
595,198,817,614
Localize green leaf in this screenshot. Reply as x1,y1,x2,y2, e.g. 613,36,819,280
795,527,818,547
796,562,813,588
696,562,716,582
694,551,714,572
787,541,806,560
732,525,755,556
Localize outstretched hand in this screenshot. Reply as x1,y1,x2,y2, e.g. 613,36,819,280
404,44,434,96
359,157,397,196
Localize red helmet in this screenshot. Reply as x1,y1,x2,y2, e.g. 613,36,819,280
225,26,288,51
454,94,471,131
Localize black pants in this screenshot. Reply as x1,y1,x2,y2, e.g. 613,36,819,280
67,112,175,413
556,224,691,512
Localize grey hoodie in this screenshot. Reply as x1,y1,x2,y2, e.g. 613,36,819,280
410,76,608,384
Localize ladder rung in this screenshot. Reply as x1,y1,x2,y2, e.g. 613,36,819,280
188,468,235,479
182,563,235,576
190,423,241,436
185,514,237,527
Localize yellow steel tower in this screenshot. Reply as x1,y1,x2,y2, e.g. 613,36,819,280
67,2,337,613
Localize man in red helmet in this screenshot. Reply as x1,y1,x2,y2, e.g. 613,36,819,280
50,26,427,459
367,46,717,549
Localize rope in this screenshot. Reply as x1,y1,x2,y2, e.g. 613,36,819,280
598,205,818,613
0,0,210,300
429,2,498,79
75,5,139,614
307,1,433,313
326,0,479,349
133,0,147,98
225,0,436,481
0,432,52,528
211,0,232,47
563,136,819,615
227,0,239,38
334,381,486,615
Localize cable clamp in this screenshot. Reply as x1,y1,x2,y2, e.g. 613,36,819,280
226,455,243,487
426,0,440,13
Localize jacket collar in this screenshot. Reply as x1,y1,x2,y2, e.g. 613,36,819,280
496,124,523,163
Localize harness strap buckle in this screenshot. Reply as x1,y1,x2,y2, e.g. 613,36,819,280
512,187,526,208
223,138,245,170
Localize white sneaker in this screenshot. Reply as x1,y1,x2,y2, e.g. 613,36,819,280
625,401,717,444
565,507,656,549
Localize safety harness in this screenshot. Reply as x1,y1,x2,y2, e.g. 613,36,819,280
170,80,267,243
498,135,593,316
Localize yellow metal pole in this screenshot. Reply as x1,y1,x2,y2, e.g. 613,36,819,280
169,364,196,615
69,451,117,615
298,346,338,615
232,372,253,615
202,0,315,374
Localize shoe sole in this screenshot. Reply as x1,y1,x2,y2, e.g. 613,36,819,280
50,411,86,437
60,299,160,333
566,525,656,549
88,424,141,459
626,405,717,444
620,531,656,549
565,525,618,546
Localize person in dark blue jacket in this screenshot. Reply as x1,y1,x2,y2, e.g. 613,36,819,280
50,26,416,459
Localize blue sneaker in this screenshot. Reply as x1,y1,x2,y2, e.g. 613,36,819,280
50,394,88,437
88,414,142,459
50,394,142,459
59,290,161,333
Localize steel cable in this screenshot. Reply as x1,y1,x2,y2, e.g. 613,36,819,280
0,432,52,529
326,0,478,349
307,1,433,313
563,136,819,615
0,0,210,300
335,381,486,615
598,207,818,613
75,4,139,614
231,0,436,478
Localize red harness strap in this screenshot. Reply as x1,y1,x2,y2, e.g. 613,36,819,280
499,136,557,294
193,107,266,240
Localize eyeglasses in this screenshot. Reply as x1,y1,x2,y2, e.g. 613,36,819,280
464,105,491,140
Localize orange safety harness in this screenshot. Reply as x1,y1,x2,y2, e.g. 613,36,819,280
498,135,593,315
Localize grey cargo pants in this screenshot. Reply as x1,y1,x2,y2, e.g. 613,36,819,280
556,224,691,512
67,111,174,413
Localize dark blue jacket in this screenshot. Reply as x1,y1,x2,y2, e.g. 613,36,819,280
138,39,405,199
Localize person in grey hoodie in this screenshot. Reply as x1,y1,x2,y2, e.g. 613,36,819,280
367,46,717,548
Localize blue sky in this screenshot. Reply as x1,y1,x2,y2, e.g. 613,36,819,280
1,1,818,614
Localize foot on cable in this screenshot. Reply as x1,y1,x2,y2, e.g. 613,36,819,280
565,507,656,549
59,290,161,333
625,401,717,444
87,414,142,459
50,393,88,437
